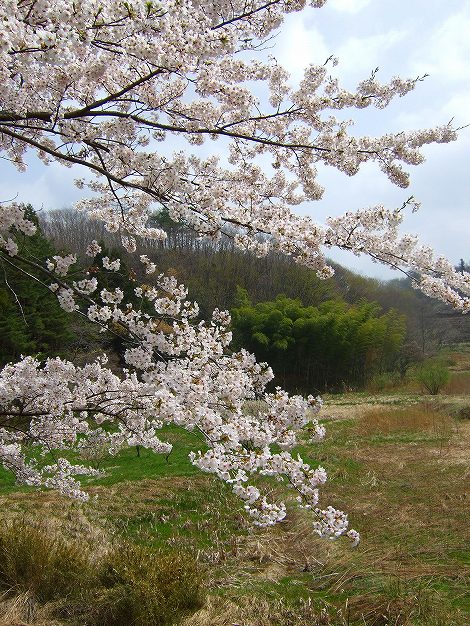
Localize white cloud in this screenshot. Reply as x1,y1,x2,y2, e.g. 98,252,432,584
443,92,470,129
335,29,408,77
412,8,470,82
393,104,449,133
328,0,372,14
271,2,470,279
274,13,331,83
0,157,87,210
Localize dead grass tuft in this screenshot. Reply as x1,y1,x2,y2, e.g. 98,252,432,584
0,520,204,626
356,403,454,437
0,591,63,626
343,581,456,626
181,594,341,626
443,371,470,395
87,543,204,626
0,520,94,604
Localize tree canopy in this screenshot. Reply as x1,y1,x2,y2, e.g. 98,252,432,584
0,206,72,366
232,292,406,393
1,1,469,307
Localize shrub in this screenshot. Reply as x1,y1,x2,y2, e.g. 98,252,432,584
367,371,403,393
414,361,450,395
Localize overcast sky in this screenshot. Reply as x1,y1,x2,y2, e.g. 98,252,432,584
2,0,469,281
275,0,470,278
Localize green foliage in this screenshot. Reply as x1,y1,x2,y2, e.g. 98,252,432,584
367,371,403,393
232,295,406,393
415,360,451,395
139,216,340,318
39,209,469,360
0,206,73,366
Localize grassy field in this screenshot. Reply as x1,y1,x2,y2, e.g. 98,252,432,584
1,360,469,624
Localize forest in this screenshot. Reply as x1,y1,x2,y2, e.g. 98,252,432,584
2,206,468,393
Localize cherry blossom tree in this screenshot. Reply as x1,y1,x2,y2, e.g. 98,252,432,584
0,0,468,545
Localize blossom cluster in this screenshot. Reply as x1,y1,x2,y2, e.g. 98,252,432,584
0,202,37,256
0,0,469,548
0,1,464,303
0,236,358,542
102,256,121,271
46,253,77,276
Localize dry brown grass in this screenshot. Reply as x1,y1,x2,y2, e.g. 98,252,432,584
356,403,455,437
0,591,63,626
443,348,470,371
0,492,111,560
0,517,203,626
443,371,470,395
1,387,469,625
320,393,423,423
180,594,340,626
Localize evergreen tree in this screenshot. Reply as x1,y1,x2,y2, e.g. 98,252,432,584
0,206,73,365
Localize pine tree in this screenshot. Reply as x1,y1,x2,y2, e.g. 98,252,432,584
0,206,73,365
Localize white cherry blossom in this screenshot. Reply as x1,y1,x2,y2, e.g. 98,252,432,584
1,0,469,545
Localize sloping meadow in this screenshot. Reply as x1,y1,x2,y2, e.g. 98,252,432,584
0,394,469,625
